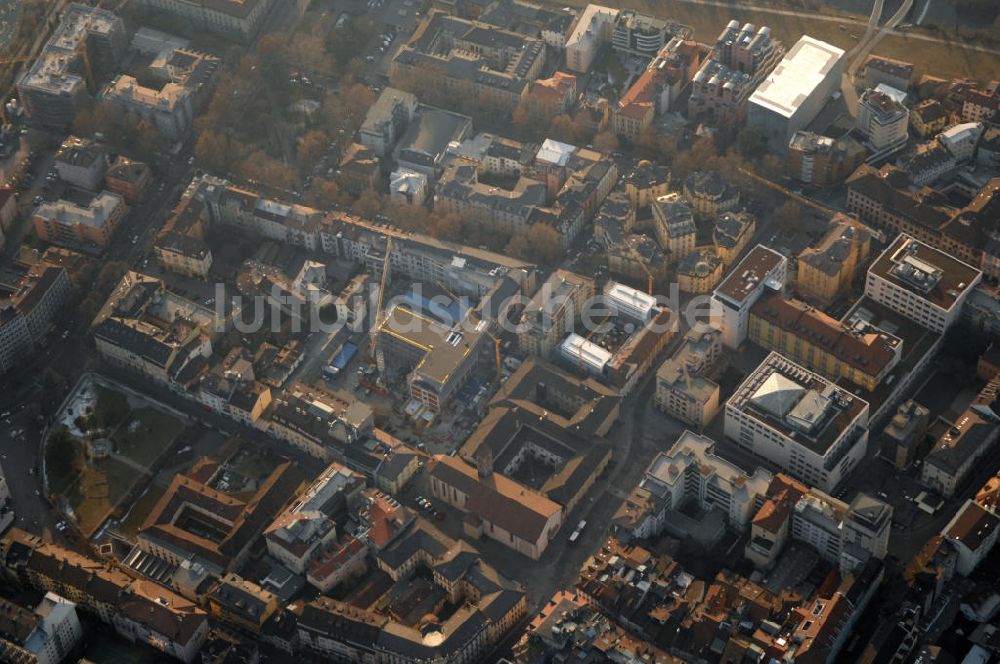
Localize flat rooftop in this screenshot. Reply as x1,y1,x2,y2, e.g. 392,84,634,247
713,245,784,305
838,295,940,415
749,36,844,118
868,235,981,311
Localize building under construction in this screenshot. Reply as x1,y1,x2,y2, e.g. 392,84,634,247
18,3,127,130
376,303,486,417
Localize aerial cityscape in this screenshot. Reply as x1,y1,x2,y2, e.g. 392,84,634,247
0,0,998,662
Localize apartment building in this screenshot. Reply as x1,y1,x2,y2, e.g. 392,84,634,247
712,210,755,266
922,375,1000,497
910,99,951,139
864,234,982,334
105,157,153,204
857,89,909,153
612,37,701,139
846,164,998,267
688,21,784,126
651,193,696,260
17,3,126,129
517,269,595,357
0,593,82,664
0,263,72,374
654,323,723,428
724,352,870,492
612,430,773,540
155,196,213,279
0,530,209,663
264,461,364,578
747,474,891,575
682,170,739,217
623,161,671,208
54,136,108,190
565,4,619,73
880,400,930,471
267,383,374,460
943,500,1000,576
135,0,277,41
749,291,902,392
796,215,871,306
787,130,867,187
102,75,195,141
90,272,218,384
32,192,126,251
861,55,913,92
677,249,723,295
710,244,787,348
359,87,418,156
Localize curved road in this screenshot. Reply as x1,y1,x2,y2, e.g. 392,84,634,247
841,0,913,115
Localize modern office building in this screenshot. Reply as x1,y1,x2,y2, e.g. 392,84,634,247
864,234,982,334
724,352,870,492
605,281,657,323
377,305,485,415
747,36,845,151
711,244,787,348
559,333,612,378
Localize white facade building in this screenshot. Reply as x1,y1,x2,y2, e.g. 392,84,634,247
865,234,982,334
559,332,611,376
605,281,657,323
711,244,787,348
565,4,619,73
724,352,869,492
616,430,773,539
857,89,909,152
938,122,984,162
943,500,1000,576
747,36,845,151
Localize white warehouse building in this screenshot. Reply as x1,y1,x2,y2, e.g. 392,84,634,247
747,36,845,151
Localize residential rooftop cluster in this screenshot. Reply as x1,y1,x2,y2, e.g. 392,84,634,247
1,0,1000,662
